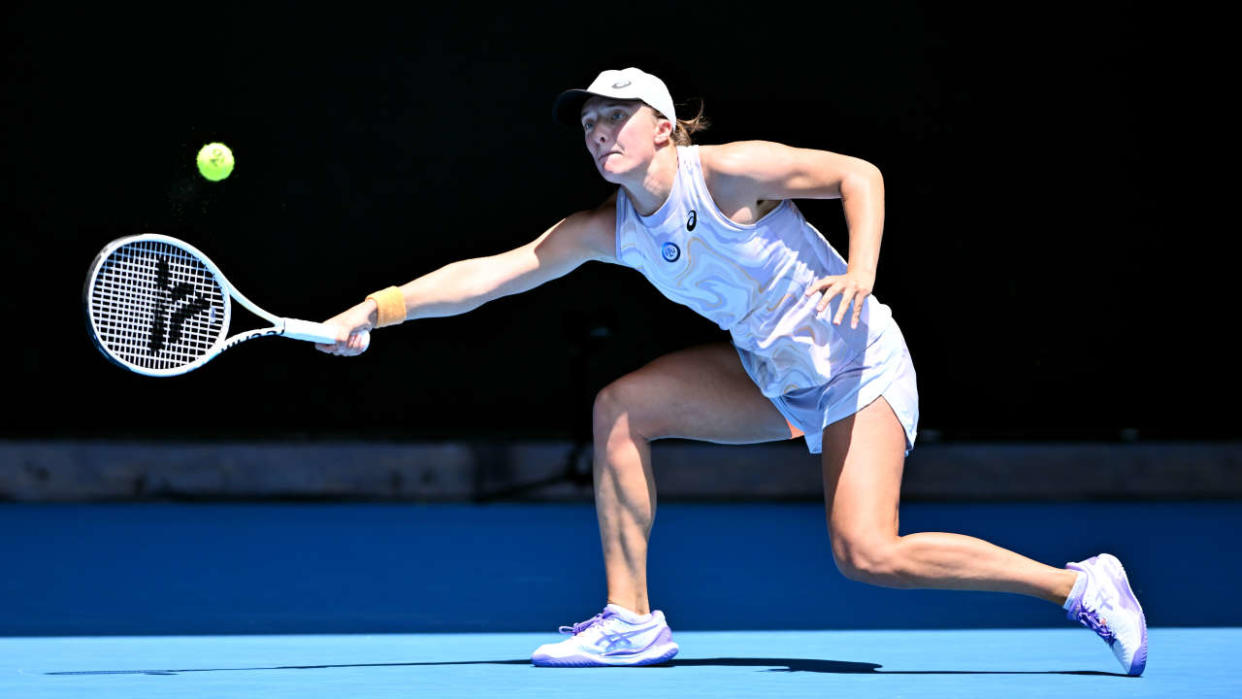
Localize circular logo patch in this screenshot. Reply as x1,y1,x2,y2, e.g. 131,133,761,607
661,242,681,262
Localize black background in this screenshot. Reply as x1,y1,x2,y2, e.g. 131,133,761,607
2,2,1228,443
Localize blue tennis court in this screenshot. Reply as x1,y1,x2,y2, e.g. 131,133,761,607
5,628,1240,698
2,502,1239,697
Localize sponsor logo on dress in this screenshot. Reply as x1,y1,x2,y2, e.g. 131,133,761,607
661,242,680,262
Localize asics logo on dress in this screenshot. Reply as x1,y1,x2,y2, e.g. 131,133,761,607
686,209,697,231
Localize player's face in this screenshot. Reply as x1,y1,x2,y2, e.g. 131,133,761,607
580,96,663,182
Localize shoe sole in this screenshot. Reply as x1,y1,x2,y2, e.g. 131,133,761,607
1099,553,1148,676
532,642,679,668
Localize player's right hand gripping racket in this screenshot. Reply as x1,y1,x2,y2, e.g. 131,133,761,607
85,233,368,376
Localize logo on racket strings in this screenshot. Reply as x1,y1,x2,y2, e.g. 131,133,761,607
149,257,211,354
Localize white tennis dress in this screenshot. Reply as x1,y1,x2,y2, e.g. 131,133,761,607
614,145,919,453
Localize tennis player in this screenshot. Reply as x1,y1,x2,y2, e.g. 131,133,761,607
317,67,1147,675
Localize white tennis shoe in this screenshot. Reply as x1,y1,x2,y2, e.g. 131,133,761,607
530,604,679,667
1065,553,1148,676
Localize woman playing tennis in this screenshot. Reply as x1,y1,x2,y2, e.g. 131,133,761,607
317,67,1147,674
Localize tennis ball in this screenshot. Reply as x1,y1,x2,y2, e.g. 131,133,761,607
196,142,234,182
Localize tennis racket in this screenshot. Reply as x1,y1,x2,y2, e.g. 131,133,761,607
84,233,368,376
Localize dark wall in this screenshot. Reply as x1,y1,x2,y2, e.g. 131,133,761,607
3,2,1221,442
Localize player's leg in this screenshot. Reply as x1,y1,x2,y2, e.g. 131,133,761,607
531,342,791,667
822,395,1147,674
592,342,792,615
822,395,1077,599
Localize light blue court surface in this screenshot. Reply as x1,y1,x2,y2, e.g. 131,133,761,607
3,502,1242,696
3,629,1240,698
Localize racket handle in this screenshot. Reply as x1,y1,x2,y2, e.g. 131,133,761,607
283,319,348,345
283,319,371,352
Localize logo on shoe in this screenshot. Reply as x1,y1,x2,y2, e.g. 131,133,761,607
596,625,659,654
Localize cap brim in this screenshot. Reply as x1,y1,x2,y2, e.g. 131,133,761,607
553,89,594,127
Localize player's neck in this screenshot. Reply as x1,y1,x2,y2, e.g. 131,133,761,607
623,146,678,217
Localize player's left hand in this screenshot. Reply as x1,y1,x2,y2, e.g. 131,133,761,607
804,268,874,329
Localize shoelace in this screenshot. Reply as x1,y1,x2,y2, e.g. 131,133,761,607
1074,606,1116,643
559,610,614,636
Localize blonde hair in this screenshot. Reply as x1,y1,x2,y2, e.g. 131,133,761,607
669,99,709,146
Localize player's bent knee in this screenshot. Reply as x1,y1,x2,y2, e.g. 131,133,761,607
594,380,648,443
593,375,672,443
592,381,629,429
831,534,900,584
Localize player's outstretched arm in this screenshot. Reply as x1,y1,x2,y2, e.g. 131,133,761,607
316,197,617,356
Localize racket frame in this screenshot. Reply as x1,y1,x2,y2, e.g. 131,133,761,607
85,233,343,376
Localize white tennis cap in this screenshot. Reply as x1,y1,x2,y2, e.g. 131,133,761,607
554,67,677,127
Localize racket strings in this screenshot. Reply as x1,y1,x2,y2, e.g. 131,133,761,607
88,240,228,371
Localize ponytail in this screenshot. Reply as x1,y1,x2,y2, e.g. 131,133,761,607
671,99,710,146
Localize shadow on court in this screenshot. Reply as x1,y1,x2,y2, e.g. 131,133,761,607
671,659,1128,676
47,658,1129,677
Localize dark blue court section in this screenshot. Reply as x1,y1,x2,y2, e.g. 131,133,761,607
1,502,1237,636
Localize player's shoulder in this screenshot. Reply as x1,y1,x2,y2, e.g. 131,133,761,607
557,191,618,262
586,190,619,223
565,191,617,233
699,140,793,178
698,141,795,203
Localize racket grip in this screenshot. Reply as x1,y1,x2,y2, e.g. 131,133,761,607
283,319,346,344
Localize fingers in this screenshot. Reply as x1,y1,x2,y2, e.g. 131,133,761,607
314,331,370,357
314,341,348,356
806,275,842,312
312,309,376,357
832,287,856,326
805,275,869,328
806,275,846,319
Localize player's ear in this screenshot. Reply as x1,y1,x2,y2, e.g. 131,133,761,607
653,116,674,146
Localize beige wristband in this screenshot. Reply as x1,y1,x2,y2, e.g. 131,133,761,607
366,286,407,328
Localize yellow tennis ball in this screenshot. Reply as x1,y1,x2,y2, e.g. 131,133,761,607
196,142,234,182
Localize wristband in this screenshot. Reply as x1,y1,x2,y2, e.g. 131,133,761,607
366,286,406,328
